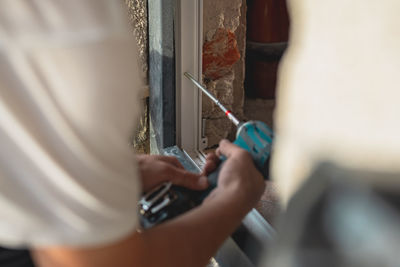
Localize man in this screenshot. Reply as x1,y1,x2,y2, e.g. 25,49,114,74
0,1,264,266
261,0,400,266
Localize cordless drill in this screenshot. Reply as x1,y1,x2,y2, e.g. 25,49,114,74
139,72,273,228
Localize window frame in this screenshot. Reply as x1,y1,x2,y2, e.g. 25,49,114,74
175,0,207,157
149,1,275,265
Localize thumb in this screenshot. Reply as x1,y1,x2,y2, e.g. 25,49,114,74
216,139,242,158
169,167,209,190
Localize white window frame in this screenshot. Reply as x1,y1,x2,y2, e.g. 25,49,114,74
175,0,206,162
174,0,275,246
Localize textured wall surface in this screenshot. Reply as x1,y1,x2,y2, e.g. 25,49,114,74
202,0,246,147
125,0,149,153
125,0,148,78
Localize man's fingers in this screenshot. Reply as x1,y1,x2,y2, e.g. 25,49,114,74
202,161,217,175
205,152,219,162
168,167,209,190
158,156,184,169
216,139,243,158
202,153,219,175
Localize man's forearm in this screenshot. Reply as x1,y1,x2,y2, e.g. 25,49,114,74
33,185,252,267
135,186,250,267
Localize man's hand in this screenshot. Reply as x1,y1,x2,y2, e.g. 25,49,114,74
204,139,265,209
137,155,209,192
34,145,265,267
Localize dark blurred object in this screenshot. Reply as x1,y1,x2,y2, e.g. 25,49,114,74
247,42,288,58
245,55,280,99
247,0,289,43
245,0,289,99
0,247,35,267
263,163,400,267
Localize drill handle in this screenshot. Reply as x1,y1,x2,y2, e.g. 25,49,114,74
206,155,227,187
207,163,224,188
206,151,269,190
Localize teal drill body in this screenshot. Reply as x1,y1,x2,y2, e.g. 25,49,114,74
206,120,273,189
234,120,273,178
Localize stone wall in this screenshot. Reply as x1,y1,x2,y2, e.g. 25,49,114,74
125,0,148,77
202,0,247,147
124,0,247,151
125,0,149,153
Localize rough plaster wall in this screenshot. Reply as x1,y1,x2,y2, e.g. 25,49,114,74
125,0,149,153
125,0,148,77
203,0,246,147
273,0,400,205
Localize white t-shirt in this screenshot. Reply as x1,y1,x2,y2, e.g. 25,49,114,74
272,0,400,205
0,0,142,248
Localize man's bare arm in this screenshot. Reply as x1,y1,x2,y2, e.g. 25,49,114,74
33,140,265,267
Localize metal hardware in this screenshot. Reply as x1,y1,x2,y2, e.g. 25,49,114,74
202,118,207,138
200,118,208,149
139,182,176,216
184,72,241,127
200,137,208,150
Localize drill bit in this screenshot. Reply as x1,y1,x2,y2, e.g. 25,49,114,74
184,72,241,127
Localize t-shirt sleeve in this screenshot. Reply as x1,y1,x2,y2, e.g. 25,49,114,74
0,0,143,248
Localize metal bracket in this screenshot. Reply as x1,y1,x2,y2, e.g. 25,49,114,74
200,118,208,150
